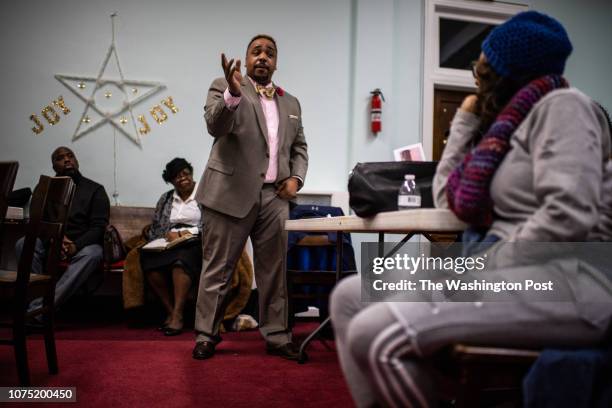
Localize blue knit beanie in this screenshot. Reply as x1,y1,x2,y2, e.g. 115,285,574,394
482,10,573,81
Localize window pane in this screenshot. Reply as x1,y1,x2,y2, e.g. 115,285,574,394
439,18,495,70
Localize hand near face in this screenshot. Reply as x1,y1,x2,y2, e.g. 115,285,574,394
222,53,242,97
276,177,299,200
460,94,479,114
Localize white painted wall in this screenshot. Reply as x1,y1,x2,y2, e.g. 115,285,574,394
1,0,353,202
529,0,612,108
1,0,611,269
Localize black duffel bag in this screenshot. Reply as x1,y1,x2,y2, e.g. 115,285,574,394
348,161,438,217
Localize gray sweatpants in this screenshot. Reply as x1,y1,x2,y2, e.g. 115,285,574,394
16,238,103,312
330,275,611,408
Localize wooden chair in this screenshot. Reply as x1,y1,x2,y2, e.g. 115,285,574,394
0,161,19,219
0,175,76,385
435,344,540,407
0,161,19,264
431,237,540,406
406,229,540,406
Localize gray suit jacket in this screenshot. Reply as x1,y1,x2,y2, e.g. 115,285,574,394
195,76,308,218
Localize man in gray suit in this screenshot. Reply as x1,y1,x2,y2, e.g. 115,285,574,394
192,34,308,360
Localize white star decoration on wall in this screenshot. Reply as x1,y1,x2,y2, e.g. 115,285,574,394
55,12,165,146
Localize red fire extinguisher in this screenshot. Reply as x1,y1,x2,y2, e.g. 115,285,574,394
370,88,385,134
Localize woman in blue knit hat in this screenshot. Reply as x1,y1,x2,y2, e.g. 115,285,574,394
330,11,612,407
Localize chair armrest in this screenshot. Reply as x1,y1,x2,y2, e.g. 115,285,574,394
452,344,540,364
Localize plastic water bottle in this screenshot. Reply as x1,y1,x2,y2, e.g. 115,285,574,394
397,174,421,210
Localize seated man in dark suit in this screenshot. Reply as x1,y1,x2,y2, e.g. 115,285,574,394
16,146,110,312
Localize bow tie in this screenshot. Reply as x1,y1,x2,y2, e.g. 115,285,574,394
255,84,276,99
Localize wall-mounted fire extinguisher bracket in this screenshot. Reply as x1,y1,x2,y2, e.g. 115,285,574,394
370,88,385,135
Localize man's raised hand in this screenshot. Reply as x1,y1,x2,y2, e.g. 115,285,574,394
222,53,242,97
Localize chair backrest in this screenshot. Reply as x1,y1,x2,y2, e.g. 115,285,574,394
0,161,20,265
14,176,76,306
0,161,19,222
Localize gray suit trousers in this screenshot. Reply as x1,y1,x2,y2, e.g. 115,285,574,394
195,185,291,346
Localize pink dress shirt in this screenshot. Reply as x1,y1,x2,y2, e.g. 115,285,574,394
224,78,279,183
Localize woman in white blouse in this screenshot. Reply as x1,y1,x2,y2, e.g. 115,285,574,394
141,158,203,336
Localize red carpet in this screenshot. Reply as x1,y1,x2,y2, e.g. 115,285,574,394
0,322,353,407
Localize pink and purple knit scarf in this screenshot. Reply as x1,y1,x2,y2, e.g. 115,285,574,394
446,74,568,226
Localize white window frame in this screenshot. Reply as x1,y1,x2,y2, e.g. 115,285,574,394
422,0,527,159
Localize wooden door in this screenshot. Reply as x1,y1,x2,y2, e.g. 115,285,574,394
432,89,472,161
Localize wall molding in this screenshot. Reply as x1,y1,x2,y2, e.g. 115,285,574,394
421,0,527,159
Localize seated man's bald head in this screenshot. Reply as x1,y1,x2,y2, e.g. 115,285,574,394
51,146,74,161
51,146,79,177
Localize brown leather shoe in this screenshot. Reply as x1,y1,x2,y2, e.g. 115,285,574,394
266,342,306,361
192,341,216,360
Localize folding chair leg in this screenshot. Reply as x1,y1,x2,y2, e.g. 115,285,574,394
13,325,30,386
